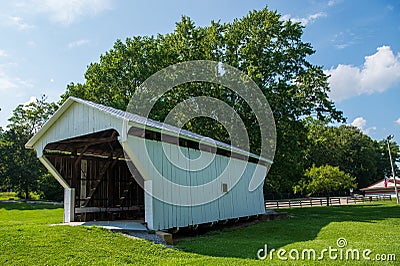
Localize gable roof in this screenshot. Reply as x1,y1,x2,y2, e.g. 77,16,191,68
26,97,272,164
360,177,400,191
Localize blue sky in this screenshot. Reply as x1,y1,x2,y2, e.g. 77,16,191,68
0,0,399,143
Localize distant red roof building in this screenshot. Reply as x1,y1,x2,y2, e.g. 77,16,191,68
360,177,400,196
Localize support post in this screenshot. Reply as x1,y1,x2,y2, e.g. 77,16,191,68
144,180,153,230
64,188,75,223
386,135,399,204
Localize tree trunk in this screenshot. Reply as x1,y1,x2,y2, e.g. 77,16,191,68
25,187,29,201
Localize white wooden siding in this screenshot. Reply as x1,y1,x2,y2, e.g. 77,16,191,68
32,102,124,156
126,135,267,230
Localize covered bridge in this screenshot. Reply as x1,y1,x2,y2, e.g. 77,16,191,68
26,97,271,230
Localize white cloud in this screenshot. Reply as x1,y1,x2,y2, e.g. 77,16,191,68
328,0,336,6
0,65,33,93
331,30,356,50
350,117,376,135
68,39,90,48
396,118,400,125
1,0,112,26
0,72,17,90
0,50,7,57
351,117,367,130
34,0,113,25
24,96,37,105
328,0,342,6
281,12,327,26
365,126,377,135
326,46,400,101
335,43,350,49
8,16,34,30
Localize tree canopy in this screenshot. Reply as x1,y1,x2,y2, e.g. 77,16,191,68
0,96,61,200
62,6,344,194
294,164,357,204
305,119,399,189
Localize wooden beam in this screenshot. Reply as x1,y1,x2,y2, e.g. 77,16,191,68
74,145,90,167
43,152,126,161
81,159,118,207
75,206,141,213
58,131,118,146
39,156,70,188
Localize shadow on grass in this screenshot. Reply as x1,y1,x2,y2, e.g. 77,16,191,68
0,202,62,211
176,203,400,259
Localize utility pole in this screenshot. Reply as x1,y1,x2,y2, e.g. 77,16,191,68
386,135,399,204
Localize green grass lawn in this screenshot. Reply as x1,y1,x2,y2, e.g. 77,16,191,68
0,201,399,265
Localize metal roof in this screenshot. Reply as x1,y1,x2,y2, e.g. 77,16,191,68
360,177,400,191
27,96,271,163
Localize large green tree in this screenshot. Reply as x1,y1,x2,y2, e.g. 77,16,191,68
0,96,60,199
0,127,8,190
305,119,399,189
375,139,400,179
62,7,344,195
294,164,357,205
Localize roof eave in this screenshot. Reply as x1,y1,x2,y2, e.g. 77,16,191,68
25,97,77,149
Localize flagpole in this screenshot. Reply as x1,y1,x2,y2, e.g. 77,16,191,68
386,135,399,204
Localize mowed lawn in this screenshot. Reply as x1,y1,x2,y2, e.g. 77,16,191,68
0,201,399,265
